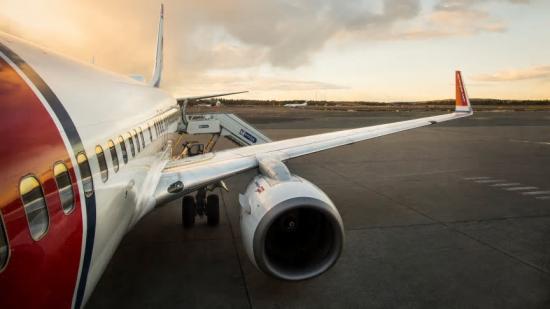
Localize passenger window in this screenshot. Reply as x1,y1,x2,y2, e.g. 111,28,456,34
127,133,136,157
133,130,140,152
138,127,145,148
148,124,153,142
108,140,119,172
19,176,49,240
95,146,109,182
118,136,128,164
0,213,8,270
77,152,94,198
53,162,75,214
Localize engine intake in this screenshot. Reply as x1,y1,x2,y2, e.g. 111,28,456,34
240,172,344,281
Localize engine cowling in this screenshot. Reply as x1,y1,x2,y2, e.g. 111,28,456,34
239,162,344,281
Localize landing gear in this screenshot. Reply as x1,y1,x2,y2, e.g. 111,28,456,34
181,188,220,228
182,196,196,228
195,188,207,217
206,195,220,226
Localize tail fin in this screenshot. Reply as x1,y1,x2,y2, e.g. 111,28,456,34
455,71,472,113
150,4,164,88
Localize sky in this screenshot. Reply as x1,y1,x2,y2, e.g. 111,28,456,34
1,0,549,101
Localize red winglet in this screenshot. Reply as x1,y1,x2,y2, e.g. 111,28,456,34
455,71,472,113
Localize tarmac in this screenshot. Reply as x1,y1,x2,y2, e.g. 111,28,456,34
88,110,550,308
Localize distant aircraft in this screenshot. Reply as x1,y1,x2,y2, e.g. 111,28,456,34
284,100,308,108
0,4,473,308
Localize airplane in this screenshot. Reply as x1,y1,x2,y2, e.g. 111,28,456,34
284,101,308,108
0,4,473,308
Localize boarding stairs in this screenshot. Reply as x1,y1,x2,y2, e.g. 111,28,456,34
180,113,271,150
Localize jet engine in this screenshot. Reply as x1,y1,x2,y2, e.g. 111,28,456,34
239,159,344,281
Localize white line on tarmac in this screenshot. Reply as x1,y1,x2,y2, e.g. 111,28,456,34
522,191,550,196
505,187,539,191
491,183,521,187
475,179,505,184
535,196,550,200
510,139,550,146
464,177,491,180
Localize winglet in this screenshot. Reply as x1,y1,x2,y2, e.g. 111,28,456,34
150,3,164,88
455,71,472,113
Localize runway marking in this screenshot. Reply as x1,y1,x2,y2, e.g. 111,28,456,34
505,187,539,192
522,191,550,196
475,179,505,184
491,183,521,187
463,176,491,180
510,139,550,146
464,176,546,201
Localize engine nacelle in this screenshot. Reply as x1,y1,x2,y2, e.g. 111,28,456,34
239,161,344,281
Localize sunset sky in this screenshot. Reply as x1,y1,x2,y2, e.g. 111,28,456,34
1,0,549,101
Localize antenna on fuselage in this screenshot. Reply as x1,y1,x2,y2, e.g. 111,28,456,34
150,3,164,88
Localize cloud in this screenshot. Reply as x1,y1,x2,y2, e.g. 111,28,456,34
187,0,424,68
172,74,346,96
396,0,530,39
434,0,529,11
0,0,425,71
250,78,347,92
0,0,534,96
474,65,550,81
428,7,507,34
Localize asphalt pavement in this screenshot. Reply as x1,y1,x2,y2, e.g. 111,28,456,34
88,110,550,308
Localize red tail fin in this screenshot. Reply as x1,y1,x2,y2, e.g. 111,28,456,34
455,71,472,113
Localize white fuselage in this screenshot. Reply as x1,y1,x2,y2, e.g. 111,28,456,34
0,32,181,306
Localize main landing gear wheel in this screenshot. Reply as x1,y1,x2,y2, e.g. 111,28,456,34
182,196,196,228
206,194,220,226
182,190,220,228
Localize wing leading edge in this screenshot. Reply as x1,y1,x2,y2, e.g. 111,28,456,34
156,71,473,203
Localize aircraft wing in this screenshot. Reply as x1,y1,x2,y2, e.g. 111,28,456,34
176,91,248,102
156,72,473,203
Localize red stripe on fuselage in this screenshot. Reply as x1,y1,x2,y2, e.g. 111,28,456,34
0,56,82,307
